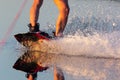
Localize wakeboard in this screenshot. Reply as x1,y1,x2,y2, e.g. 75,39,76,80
14,32,52,47
13,31,52,73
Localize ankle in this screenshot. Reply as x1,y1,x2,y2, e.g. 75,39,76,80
52,31,63,38
28,23,40,32
55,33,63,37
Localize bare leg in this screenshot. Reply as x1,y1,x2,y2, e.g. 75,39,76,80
30,0,43,26
54,0,70,37
54,67,65,80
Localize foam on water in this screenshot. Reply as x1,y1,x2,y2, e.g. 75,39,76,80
45,15,120,58
45,32,120,80
43,0,120,58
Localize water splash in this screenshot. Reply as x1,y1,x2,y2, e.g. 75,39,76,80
43,16,120,59
40,6,120,79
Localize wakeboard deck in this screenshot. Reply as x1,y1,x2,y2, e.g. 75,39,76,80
14,32,52,47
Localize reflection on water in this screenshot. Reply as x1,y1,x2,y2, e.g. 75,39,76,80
13,49,120,80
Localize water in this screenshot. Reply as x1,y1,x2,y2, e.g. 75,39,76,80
0,0,120,80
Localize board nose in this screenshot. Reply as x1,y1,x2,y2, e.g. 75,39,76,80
14,34,23,43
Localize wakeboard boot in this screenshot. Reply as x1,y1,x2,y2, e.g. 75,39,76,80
28,23,40,32
28,23,51,38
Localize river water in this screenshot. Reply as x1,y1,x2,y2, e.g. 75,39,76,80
0,0,120,80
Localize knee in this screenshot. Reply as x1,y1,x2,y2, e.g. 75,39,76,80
64,6,70,15
61,6,70,17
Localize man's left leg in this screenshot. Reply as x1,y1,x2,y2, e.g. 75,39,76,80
54,0,70,37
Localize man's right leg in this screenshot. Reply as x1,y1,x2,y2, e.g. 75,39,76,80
29,0,43,32
53,0,69,37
